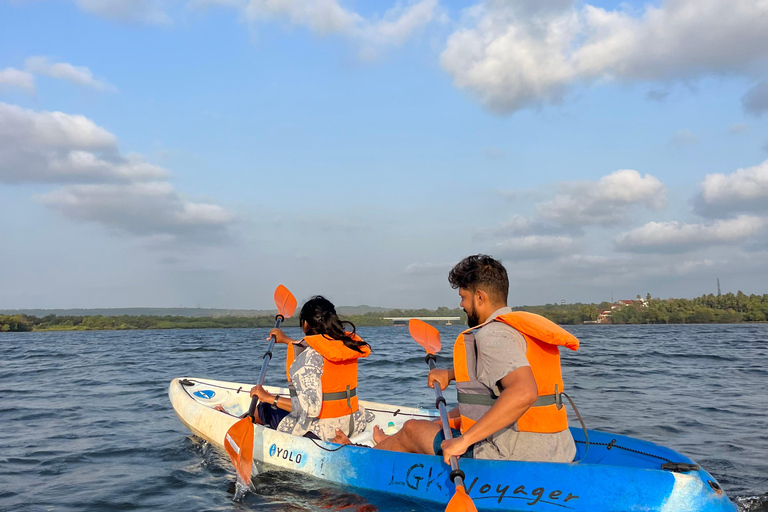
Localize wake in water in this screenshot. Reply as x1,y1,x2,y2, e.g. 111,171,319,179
735,494,768,512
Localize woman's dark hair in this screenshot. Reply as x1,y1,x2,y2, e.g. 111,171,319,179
299,296,368,353
448,254,509,305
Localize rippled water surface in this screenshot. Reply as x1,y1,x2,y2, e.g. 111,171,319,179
2,324,767,511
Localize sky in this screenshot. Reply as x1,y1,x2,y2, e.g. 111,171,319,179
1,0,767,310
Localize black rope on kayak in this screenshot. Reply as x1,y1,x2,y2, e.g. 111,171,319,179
365,408,433,419
181,379,250,392
573,439,673,463
307,439,371,452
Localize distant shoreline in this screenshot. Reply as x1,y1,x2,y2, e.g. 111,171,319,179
2,292,767,332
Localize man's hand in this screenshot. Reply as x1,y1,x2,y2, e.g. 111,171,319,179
250,385,272,403
428,368,454,391
440,435,471,464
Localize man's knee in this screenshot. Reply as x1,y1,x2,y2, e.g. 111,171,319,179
401,419,430,436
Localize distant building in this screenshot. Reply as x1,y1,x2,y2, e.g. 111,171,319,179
617,299,649,307
584,310,613,324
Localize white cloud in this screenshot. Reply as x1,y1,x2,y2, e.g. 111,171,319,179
696,159,768,216
669,129,698,146
729,123,749,135
0,102,166,183
537,169,666,226
0,67,35,93
742,81,768,116
478,213,575,239
404,262,453,275
363,0,439,46
25,57,116,92
1,102,235,245
615,215,766,253
73,0,172,24
245,0,361,34
440,0,768,113
242,0,439,55
38,182,235,242
494,235,575,259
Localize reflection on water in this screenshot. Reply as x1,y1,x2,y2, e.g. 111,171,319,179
1,324,767,511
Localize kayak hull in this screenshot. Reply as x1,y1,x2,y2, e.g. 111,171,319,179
169,377,736,512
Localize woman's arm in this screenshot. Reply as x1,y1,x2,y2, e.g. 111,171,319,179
250,385,292,412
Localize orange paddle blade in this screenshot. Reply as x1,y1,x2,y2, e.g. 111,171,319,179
409,319,441,355
224,417,255,487
446,485,478,512
274,285,297,318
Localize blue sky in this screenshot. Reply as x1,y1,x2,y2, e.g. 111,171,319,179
1,0,767,310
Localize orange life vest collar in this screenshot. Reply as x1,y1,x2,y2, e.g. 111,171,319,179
460,311,579,351
302,334,371,362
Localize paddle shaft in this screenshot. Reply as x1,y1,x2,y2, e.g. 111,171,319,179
246,315,284,419
427,355,466,490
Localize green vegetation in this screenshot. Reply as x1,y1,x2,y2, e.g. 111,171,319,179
2,294,766,332
512,303,610,325
0,307,466,332
516,292,768,325
609,292,766,324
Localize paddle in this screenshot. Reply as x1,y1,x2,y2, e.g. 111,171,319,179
409,319,477,512
224,284,297,491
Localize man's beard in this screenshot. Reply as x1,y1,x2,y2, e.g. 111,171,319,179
466,308,480,328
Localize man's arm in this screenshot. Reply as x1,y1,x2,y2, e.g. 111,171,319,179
439,366,538,463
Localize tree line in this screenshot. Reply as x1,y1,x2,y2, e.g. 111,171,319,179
514,292,768,325
0,307,467,332
2,294,766,332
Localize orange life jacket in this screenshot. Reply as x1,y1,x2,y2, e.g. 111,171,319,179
453,311,579,434
286,333,370,419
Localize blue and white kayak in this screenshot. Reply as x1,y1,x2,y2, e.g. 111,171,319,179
169,377,737,512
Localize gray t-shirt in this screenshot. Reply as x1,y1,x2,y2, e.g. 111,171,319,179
470,307,576,463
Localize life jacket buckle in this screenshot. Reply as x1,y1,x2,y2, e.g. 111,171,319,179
555,384,563,410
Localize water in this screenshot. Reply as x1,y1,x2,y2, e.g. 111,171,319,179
1,324,767,511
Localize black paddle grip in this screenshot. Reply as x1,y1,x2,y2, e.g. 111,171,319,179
246,396,258,422
425,353,437,365
449,469,465,483
435,396,447,409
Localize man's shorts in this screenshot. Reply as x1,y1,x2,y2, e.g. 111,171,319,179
433,428,475,458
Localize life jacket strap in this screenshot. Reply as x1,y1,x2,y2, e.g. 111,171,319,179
288,387,358,401
532,392,564,409
323,387,357,401
457,392,496,406
457,388,564,409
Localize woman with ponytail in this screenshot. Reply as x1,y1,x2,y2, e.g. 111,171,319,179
249,296,373,442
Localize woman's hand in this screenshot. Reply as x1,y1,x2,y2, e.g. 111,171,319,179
250,385,273,403
268,328,294,345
